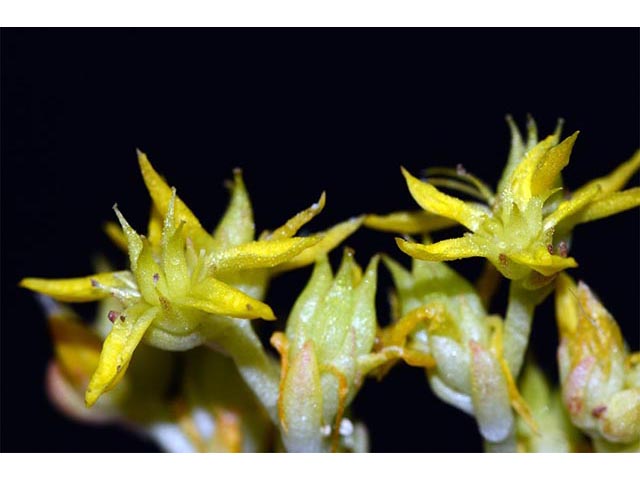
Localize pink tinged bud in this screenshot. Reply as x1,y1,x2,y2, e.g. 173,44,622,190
469,341,514,443
563,356,596,418
281,341,324,452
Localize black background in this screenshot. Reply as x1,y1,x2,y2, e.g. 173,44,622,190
1,28,638,453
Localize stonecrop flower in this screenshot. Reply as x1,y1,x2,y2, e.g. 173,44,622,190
270,250,379,452
555,273,640,452
375,253,538,451
21,152,362,407
40,293,273,452
372,118,640,289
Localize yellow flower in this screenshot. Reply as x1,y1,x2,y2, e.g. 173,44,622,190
41,293,273,452
21,152,362,407
386,118,640,288
555,273,640,452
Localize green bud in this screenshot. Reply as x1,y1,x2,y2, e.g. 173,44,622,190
273,250,379,452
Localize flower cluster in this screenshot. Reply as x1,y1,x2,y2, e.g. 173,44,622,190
21,117,639,452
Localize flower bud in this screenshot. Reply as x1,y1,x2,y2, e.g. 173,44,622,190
271,250,379,452
556,273,640,451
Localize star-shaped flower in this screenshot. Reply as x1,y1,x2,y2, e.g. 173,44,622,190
21,152,362,407
376,118,640,288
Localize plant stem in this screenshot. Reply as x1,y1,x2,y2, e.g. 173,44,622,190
206,318,280,425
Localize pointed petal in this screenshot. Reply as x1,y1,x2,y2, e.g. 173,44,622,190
147,204,163,248
469,341,514,443
555,273,580,335
531,132,578,197
85,303,159,406
44,299,102,388
401,167,488,231
575,150,640,199
396,235,485,262
103,221,128,252
496,115,526,195
274,216,363,273
508,133,561,204
364,210,457,234
137,150,210,247
133,239,167,304
163,224,190,297
544,183,601,231
113,204,143,270
184,276,275,320
20,272,125,302
212,169,255,248
567,187,640,226
266,192,326,240
509,248,577,277
208,237,321,274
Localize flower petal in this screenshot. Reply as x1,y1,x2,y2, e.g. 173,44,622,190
396,235,485,262
401,168,488,231
508,248,577,277
543,183,601,231
113,205,144,271
507,133,565,205
85,303,159,406
103,221,128,252
42,298,102,388
566,187,640,226
212,169,255,249
265,192,326,240
137,150,211,247
574,150,640,199
208,237,321,274
20,272,126,302
531,132,578,197
185,276,276,320
364,210,457,234
274,216,363,273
